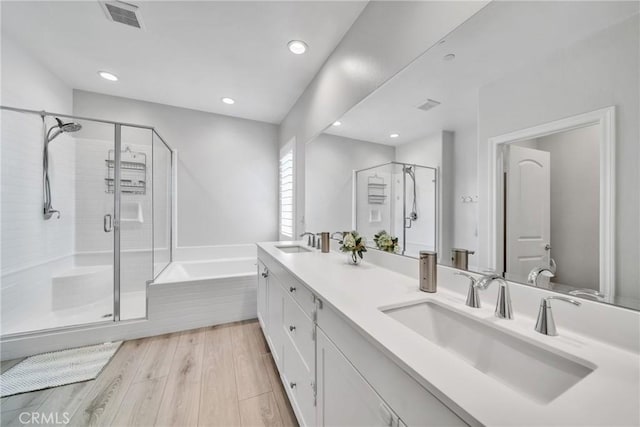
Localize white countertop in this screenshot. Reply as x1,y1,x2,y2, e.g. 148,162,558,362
257,241,640,426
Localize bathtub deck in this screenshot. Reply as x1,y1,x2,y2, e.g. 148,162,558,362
0,320,298,427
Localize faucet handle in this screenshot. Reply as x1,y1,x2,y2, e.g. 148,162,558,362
534,296,581,336
543,296,581,306
569,288,605,301
455,272,480,308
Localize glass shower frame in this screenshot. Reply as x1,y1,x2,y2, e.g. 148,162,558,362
354,161,438,256
0,105,173,338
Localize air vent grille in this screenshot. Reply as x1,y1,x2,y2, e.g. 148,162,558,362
417,99,441,112
100,1,143,29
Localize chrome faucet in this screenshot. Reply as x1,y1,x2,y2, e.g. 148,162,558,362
528,266,555,287
528,259,557,287
331,231,345,240
534,296,581,336
476,273,513,319
455,272,480,308
300,232,315,247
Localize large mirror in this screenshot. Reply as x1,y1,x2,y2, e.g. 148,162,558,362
305,1,640,311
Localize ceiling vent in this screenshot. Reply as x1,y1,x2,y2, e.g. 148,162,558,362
100,1,144,29
417,99,441,112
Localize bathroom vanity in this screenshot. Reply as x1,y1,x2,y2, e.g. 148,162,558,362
256,241,640,426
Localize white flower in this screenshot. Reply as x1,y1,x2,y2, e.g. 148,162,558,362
343,234,356,250
379,235,392,247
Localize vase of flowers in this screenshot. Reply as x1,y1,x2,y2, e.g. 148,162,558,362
339,231,367,265
373,230,399,253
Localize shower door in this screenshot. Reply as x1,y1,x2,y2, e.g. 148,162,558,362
0,110,159,338
118,125,153,321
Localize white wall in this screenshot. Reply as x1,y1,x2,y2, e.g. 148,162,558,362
450,123,480,268
279,1,489,237
477,15,639,302
305,133,394,233
72,90,280,247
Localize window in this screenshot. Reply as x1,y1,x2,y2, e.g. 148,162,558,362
279,143,294,238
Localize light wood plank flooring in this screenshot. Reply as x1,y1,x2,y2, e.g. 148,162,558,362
0,320,298,427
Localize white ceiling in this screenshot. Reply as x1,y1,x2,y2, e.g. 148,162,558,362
325,1,639,146
2,1,367,124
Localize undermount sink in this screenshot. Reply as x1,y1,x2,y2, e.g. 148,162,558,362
276,245,312,254
382,301,594,404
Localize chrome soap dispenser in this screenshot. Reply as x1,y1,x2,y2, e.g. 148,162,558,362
419,251,437,292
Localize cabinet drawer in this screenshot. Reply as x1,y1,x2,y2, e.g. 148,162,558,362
284,277,316,318
284,293,315,372
259,250,317,318
284,336,316,427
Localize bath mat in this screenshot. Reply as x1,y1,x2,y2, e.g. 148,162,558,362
0,341,122,397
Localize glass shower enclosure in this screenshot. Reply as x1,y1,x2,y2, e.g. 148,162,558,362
0,106,173,338
354,161,437,257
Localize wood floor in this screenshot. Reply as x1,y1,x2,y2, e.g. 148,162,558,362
0,320,298,427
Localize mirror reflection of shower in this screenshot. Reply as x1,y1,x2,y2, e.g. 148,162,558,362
403,165,418,228
355,161,437,257
43,117,82,220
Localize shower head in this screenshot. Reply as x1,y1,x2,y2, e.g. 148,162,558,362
47,118,82,142
55,117,82,133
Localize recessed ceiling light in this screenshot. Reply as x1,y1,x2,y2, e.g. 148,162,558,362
443,53,456,61
333,121,342,127
288,40,308,55
390,133,400,139
98,71,118,81
221,97,235,105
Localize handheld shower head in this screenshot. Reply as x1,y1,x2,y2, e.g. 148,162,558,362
47,118,82,142
43,117,82,220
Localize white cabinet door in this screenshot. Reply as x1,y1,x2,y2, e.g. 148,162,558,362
283,335,317,427
257,260,268,329
316,328,399,427
267,273,285,369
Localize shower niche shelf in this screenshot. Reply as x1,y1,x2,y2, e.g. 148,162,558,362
105,147,147,195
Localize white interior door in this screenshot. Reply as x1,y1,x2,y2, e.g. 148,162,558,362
506,145,551,279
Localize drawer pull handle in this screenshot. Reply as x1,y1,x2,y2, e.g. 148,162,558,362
289,286,296,293
289,325,296,332
289,382,296,389
261,271,269,278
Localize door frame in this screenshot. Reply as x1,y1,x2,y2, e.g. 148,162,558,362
487,106,615,299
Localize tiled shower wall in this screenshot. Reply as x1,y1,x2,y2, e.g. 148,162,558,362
1,112,77,273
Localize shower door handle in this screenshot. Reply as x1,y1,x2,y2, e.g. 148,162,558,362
104,214,113,232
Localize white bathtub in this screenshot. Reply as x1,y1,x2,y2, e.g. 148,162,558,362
154,257,256,284
148,246,258,337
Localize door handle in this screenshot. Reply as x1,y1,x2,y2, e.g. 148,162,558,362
104,214,113,232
